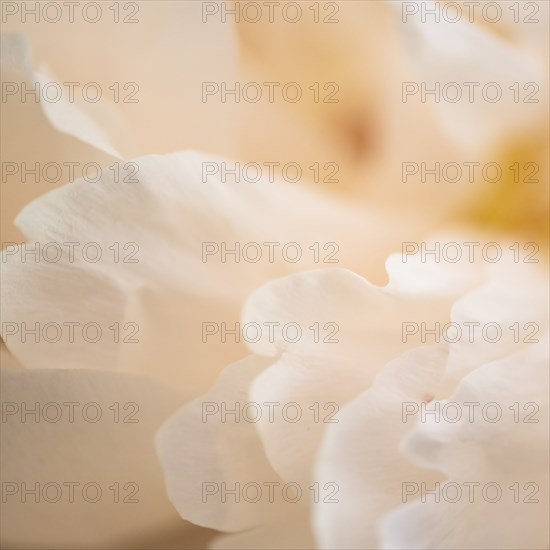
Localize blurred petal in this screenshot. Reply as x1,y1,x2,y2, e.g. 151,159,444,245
0,258,128,371
391,0,546,151
384,241,482,297
156,356,287,532
1,34,122,156
0,368,184,549
3,3,239,157
1,34,121,243
2,150,414,392
447,267,549,380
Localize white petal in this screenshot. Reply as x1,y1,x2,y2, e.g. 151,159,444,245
0,258,128,371
443,1,550,56
242,268,453,484
156,356,288,532
381,342,549,549
447,275,549,380
36,70,122,159
384,242,482,298
3,150,406,386
0,34,120,243
313,346,447,549
2,3,239,157
390,0,545,151
1,34,121,157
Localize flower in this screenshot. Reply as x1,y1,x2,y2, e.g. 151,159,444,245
0,144,422,548
156,250,548,549
1,1,548,547
380,339,549,549
0,149,420,391
0,34,123,244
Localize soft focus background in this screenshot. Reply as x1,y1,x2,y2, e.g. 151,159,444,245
1,1,548,548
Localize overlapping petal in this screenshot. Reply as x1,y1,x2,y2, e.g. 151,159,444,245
240,262,468,484
1,34,122,243
1,150,413,394
380,341,549,549
390,0,546,152
156,355,287,532
313,345,448,549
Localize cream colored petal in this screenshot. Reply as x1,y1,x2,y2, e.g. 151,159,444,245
391,0,546,152
2,3,239,158
241,268,453,484
381,342,549,549
1,34,121,243
3,150,411,387
313,346,448,549
0,367,185,549
0,256,128,371
156,356,288,533
447,274,549,380
1,33,121,156
443,1,550,58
